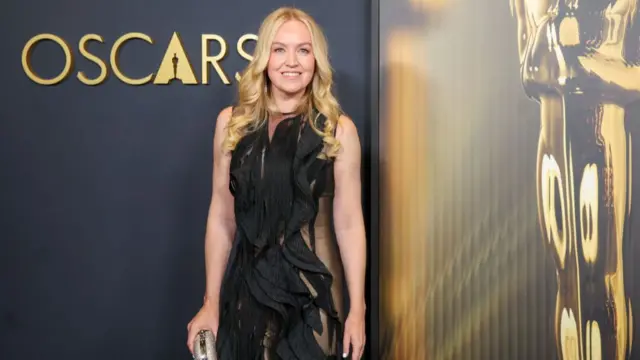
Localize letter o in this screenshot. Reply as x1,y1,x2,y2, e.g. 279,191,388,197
22,34,72,85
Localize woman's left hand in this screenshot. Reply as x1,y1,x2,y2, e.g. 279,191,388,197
342,307,366,359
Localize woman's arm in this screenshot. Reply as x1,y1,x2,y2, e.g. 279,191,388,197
187,106,236,352
203,106,237,309
332,115,367,313
333,115,367,358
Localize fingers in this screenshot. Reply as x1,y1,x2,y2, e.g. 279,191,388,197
343,331,366,360
187,324,203,355
186,337,192,354
357,336,366,359
186,327,195,355
342,332,351,358
351,337,364,360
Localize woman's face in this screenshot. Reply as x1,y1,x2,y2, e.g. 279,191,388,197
267,20,315,97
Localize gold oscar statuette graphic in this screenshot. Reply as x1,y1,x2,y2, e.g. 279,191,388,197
510,0,639,359
153,32,197,85
21,32,257,86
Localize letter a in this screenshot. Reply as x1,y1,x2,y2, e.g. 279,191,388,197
154,32,198,85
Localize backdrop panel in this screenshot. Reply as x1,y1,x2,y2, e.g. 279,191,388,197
377,0,640,359
0,1,372,359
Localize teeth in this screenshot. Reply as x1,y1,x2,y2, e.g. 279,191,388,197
283,72,300,77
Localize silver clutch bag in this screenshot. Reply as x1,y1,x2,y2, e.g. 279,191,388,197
193,330,217,360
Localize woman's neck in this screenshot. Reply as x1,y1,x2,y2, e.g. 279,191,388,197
271,86,304,114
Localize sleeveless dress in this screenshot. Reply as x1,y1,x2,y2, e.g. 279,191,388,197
216,111,345,359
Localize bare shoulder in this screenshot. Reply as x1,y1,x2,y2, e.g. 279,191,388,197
334,114,361,164
216,106,234,130
335,114,358,141
335,114,360,156
333,115,361,190
213,106,234,158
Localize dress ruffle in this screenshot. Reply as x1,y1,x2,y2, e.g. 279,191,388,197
216,113,342,360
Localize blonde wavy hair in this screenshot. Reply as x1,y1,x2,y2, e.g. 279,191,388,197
222,7,342,159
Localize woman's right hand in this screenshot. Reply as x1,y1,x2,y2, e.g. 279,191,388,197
186,302,219,355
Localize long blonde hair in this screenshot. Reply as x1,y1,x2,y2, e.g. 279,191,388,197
222,7,342,159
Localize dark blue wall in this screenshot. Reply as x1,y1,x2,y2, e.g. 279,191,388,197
0,1,372,359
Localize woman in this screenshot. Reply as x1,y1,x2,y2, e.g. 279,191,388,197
187,7,366,360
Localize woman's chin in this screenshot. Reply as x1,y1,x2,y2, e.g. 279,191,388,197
275,85,306,97
272,78,312,95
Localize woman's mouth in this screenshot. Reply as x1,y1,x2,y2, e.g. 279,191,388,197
282,71,302,78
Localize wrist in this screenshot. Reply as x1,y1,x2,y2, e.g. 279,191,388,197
349,300,366,316
203,294,219,308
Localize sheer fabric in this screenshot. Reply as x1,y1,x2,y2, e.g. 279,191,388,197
216,112,345,360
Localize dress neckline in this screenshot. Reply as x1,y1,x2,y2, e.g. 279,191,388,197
266,113,302,144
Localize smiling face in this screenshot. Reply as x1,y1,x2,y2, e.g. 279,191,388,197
266,19,316,98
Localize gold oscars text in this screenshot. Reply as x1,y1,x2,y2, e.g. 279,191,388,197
21,32,257,86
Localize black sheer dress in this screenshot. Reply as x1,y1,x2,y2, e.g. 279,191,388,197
215,111,345,359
